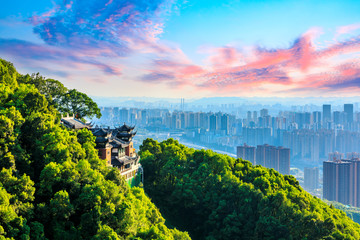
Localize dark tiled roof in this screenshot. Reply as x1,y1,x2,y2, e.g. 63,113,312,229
117,123,135,132
116,132,136,138
110,138,129,148
61,117,90,129
92,128,109,137
111,156,137,166
95,137,109,143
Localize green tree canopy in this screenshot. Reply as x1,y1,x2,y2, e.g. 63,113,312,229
0,59,189,240
140,138,360,240
58,89,101,119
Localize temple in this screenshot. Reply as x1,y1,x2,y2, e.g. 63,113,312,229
60,114,93,129
91,123,142,184
60,115,142,185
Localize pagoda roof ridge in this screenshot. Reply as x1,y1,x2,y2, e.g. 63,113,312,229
116,122,135,132
92,128,110,137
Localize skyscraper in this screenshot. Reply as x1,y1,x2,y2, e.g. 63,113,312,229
323,155,360,207
343,158,360,207
333,111,341,124
329,152,344,161
209,114,216,131
278,147,290,175
120,108,129,124
344,104,354,124
237,144,256,165
256,144,266,166
254,144,290,175
304,167,319,191
247,111,252,123
221,114,230,135
312,111,321,124
253,111,258,123
323,160,352,205
323,104,331,123
260,108,269,117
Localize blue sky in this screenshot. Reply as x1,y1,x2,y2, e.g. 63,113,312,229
1,0,360,98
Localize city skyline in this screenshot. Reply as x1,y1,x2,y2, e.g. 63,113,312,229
1,0,360,98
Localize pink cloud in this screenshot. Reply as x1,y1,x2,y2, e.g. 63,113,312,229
207,47,242,68
140,27,360,96
0,38,123,78
336,23,360,36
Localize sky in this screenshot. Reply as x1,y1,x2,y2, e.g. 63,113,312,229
1,0,360,98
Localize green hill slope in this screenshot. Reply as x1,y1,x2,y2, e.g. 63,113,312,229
139,138,360,240
0,59,190,240
323,200,360,225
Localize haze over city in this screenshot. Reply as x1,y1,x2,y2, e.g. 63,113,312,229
1,0,360,98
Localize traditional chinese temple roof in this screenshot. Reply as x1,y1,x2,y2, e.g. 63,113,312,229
117,123,135,132
109,138,129,148
92,128,110,137
116,131,137,141
61,115,92,129
111,155,139,167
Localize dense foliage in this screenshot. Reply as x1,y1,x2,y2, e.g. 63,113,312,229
17,72,101,119
140,138,360,240
324,200,360,225
0,59,189,239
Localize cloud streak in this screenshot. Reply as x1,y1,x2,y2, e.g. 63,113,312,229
141,27,360,96
28,0,174,55
0,0,180,81
0,38,122,76
1,2,360,97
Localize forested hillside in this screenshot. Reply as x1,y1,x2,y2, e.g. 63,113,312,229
139,138,360,240
324,200,360,225
0,59,190,239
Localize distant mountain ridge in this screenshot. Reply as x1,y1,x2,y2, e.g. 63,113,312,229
92,95,360,107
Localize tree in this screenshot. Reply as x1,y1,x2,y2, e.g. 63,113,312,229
58,89,101,119
0,58,17,86
139,138,360,240
18,73,68,108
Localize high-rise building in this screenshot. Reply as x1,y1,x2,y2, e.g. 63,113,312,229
237,144,256,165
323,160,352,205
180,113,186,129
120,108,129,124
256,144,266,166
304,167,319,191
215,112,222,130
347,152,360,159
221,114,230,135
313,111,321,124
323,104,331,123
140,110,147,125
199,112,208,129
329,152,344,161
253,111,258,123
333,111,341,124
188,112,195,128
344,104,354,124
260,109,269,117
253,144,290,175
247,111,252,123
278,147,290,175
209,114,216,131
344,158,360,207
